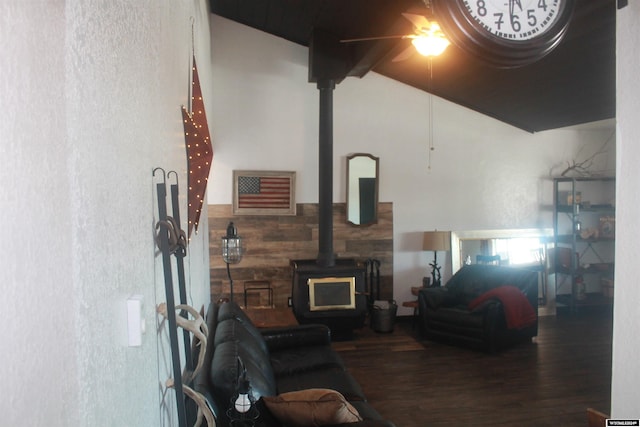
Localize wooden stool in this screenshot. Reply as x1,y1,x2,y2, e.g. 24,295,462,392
402,300,419,328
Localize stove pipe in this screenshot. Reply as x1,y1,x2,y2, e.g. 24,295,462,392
316,79,336,268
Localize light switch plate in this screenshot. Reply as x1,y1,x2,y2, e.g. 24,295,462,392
127,295,144,347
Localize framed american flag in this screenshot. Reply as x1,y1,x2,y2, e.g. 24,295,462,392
232,170,296,216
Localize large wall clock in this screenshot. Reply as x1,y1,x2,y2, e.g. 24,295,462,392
432,0,575,67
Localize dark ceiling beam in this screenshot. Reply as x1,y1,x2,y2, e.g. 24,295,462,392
308,28,350,84
345,40,404,78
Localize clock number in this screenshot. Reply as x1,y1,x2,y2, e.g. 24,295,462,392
510,13,521,32
435,0,571,65
475,0,487,17
538,0,548,12
493,13,504,30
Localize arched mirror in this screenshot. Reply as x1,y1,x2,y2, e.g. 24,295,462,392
346,153,379,226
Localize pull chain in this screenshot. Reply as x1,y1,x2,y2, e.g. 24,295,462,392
427,58,434,171
188,16,196,114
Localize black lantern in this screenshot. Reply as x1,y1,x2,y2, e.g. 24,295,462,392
222,222,244,301
227,357,259,426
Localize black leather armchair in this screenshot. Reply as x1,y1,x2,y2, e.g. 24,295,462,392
417,264,539,352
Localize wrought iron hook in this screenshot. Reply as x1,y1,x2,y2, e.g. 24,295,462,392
153,167,167,183
168,170,179,186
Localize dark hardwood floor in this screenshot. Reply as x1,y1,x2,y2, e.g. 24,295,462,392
332,309,613,427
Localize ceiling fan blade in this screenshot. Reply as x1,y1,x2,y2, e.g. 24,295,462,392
392,45,415,62
340,34,407,43
401,13,431,31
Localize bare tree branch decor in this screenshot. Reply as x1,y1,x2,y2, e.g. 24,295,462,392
559,131,615,177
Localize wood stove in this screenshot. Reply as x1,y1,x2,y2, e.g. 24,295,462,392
291,259,368,334
291,31,369,336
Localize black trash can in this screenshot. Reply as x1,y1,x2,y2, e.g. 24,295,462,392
371,300,397,333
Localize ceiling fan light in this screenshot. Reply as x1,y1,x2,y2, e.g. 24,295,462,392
412,34,450,57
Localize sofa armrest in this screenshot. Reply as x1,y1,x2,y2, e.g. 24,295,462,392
469,298,501,314
260,324,332,351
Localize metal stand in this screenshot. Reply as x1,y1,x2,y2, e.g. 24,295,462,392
168,171,192,371
243,280,273,307
154,168,188,427
429,252,442,287
366,258,381,305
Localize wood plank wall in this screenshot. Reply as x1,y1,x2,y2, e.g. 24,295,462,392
207,202,393,307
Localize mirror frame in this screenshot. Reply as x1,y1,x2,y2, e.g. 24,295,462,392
451,228,554,273
346,153,379,226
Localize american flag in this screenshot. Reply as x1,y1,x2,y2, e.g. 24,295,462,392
237,176,291,209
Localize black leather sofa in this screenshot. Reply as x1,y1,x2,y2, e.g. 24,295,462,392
195,300,395,427
417,264,539,352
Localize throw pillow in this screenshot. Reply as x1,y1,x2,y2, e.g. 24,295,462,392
262,388,362,427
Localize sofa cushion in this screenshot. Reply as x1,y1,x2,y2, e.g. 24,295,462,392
261,324,332,351
262,389,362,427
418,287,459,310
218,299,252,322
215,317,270,357
217,302,269,353
270,344,345,377
275,366,367,402
425,306,486,328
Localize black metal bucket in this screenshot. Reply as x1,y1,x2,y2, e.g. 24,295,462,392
371,300,397,333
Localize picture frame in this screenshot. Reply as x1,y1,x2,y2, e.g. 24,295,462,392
232,170,296,216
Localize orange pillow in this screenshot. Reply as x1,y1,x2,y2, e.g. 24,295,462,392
262,388,362,427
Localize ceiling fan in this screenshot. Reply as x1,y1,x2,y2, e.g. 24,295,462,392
340,12,451,62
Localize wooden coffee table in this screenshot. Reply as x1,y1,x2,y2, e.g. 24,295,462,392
242,306,298,328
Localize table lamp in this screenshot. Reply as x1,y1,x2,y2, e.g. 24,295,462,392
423,230,451,287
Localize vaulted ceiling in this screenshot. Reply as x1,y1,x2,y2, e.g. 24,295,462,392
210,0,616,133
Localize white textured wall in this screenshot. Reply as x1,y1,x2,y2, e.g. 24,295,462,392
612,3,640,418
208,15,615,314
0,1,77,425
1,1,212,425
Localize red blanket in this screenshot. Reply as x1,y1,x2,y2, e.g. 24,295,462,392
468,285,537,330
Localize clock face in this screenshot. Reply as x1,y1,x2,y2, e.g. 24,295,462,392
461,0,564,41
433,0,574,67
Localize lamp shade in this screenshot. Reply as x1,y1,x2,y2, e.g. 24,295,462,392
423,231,451,251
